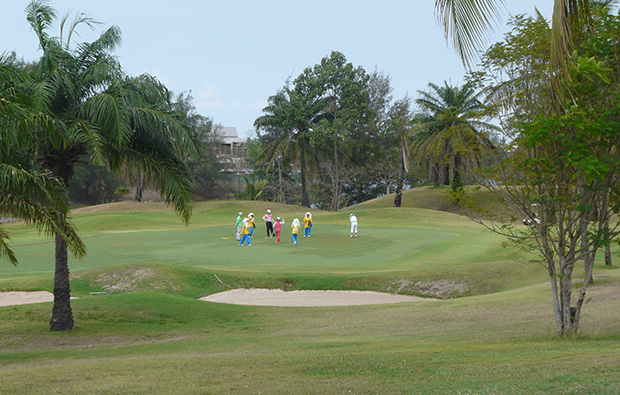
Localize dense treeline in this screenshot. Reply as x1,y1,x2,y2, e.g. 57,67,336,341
251,51,497,209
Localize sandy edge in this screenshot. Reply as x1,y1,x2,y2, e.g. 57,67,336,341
0,291,54,307
200,288,437,307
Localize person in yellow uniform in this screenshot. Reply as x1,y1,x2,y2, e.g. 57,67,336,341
239,218,252,246
248,213,256,238
303,212,313,237
291,218,300,245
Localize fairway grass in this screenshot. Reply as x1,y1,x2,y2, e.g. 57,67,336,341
1,191,620,393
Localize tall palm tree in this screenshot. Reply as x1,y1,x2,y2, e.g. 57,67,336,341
387,97,413,207
413,81,496,188
24,0,197,331
254,85,322,207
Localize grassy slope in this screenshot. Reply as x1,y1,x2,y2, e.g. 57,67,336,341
1,187,620,393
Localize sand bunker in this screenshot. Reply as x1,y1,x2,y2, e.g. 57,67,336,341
0,291,54,307
1,289,435,308
200,288,435,307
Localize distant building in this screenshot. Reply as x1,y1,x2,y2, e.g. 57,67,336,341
215,127,251,174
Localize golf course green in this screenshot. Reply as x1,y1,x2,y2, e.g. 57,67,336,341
1,187,619,394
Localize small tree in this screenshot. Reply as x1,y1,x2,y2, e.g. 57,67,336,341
469,54,620,335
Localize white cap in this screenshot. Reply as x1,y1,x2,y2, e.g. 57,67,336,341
243,218,249,223
306,212,311,216
249,212,254,217
267,209,271,213
350,213,354,217
238,212,243,215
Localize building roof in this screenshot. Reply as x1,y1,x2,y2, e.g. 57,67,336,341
217,127,246,144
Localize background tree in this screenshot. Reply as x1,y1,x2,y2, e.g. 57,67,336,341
254,82,323,207
306,51,371,211
412,81,497,189
172,92,222,200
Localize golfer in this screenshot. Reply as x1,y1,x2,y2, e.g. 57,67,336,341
274,217,284,244
263,209,274,238
349,213,358,238
303,212,313,237
248,213,256,238
291,218,300,245
235,212,243,240
239,218,252,246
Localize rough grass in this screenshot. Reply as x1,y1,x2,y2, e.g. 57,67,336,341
1,187,620,393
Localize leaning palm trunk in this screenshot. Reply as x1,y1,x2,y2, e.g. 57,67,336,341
393,172,404,207
394,148,407,207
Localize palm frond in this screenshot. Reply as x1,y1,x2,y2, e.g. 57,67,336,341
435,0,506,67
25,0,57,51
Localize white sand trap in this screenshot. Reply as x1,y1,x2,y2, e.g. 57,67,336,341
200,288,434,307
0,291,54,307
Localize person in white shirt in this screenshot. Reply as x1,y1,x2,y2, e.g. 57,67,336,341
349,213,358,238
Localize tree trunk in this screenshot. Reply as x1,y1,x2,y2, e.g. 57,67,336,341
300,150,310,208
394,159,404,207
450,155,463,206
604,218,613,266
331,140,340,212
134,169,144,202
559,258,575,335
549,266,564,335
50,228,74,331
49,162,76,331
442,162,450,186
277,158,284,204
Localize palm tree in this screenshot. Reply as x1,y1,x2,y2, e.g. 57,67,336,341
0,56,86,266
254,85,322,207
23,0,197,331
413,82,496,189
387,97,413,207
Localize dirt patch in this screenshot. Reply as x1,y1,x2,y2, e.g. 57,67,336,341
73,266,179,294
393,279,469,299
200,288,438,307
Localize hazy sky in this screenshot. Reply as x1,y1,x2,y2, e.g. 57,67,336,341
2,1,553,139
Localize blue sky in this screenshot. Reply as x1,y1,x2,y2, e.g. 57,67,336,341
2,1,553,139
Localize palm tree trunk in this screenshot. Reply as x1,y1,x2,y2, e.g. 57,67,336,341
134,169,144,202
442,162,450,185
394,161,404,207
50,225,74,331
49,162,76,331
277,158,284,204
300,150,310,207
332,140,340,211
